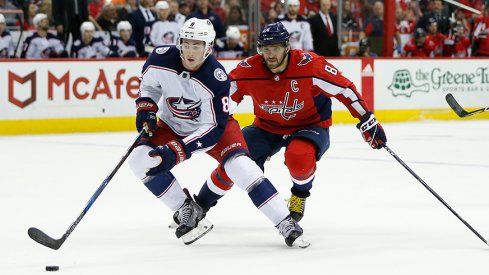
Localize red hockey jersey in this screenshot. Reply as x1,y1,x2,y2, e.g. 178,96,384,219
229,49,370,135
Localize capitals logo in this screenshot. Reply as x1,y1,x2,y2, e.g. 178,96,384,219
166,96,202,120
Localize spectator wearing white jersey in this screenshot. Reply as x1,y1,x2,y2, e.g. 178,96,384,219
150,1,179,46
276,0,313,51
0,13,14,58
20,13,68,59
71,21,112,58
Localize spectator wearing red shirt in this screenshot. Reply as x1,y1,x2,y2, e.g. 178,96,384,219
425,17,445,56
472,3,489,56
443,22,471,57
403,27,436,57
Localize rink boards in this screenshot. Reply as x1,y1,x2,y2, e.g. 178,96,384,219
1,58,489,135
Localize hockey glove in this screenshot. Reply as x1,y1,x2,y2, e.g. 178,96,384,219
146,140,192,176
356,112,387,149
136,97,158,135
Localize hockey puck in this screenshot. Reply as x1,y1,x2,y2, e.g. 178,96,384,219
45,266,59,271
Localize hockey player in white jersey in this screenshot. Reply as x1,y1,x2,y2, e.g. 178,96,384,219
109,21,138,57
20,13,68,59
276,0,313,51
214,26,247,58
0,14,14,58
128,18,309,247
149,1,179,46
71,21,112,58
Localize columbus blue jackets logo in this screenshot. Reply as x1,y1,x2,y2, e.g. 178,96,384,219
155,47,170,54
166,96,202,120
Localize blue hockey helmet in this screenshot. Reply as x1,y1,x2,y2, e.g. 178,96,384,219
257,22,290,47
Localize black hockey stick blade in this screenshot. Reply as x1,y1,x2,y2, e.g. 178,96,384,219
28,227,66,250
445,93,469,117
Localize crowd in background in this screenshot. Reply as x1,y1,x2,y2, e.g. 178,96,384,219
0,0,488,59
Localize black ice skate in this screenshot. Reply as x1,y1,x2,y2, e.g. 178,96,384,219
173,189,213,245
276,216,310,248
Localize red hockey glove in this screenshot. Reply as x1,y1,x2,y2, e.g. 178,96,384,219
146,140,192,176
136,97,158,134
356,112,387,149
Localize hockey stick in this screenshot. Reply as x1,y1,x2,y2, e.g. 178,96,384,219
383,144,488,246
445,93,489,117
28,130,146,250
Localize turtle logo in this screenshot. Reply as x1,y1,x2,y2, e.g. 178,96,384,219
388,70,429,97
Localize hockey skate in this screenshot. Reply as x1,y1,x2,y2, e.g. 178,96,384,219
276,216,310,248
173,190,213,245
287,194,307,222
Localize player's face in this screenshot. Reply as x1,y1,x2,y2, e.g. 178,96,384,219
181,38,207,71
287,4,299,16
0,22,5,33
120,29,132,42
82,30,94,42
39,18,49,31
427,23,437,34
260,43,288,71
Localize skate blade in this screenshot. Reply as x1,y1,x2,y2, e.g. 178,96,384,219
291,236,311,248
181,218,213,245
168,221,178,229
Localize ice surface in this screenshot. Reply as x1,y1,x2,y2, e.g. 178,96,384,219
1,120,488,274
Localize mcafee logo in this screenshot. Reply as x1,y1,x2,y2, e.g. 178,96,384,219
8,71,37,108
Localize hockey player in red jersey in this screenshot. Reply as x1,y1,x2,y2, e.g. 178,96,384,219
425,17,445,56
128,18,308,247
196,22,387,222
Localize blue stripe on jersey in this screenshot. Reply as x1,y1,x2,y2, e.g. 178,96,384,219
248,179,279,208
313,93,332,121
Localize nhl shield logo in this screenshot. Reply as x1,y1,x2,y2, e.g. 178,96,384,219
214,68,227,81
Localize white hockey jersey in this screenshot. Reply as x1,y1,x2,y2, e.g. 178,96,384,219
0,30,14,58
20,32,66,59
150,20,180,46
139,46,230,154
71,37,111,58
277,15,314,51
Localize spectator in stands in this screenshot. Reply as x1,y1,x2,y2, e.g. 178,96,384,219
21,13,68,58
209,0,225,22
169,0,186,27
402,27,436,57
21,3,38,31
356,37,378,57
425,17,445,56
0,0,18,26
363,1,383,55
443,21,471,57
416,0,450,34
472,2,489,56
89,0,105,19
109,20,137,57
150,1,179,46
224,5,246,29
309,0,340,56
265,2,278,24
127,0,156,56
395,5,415,52
187,0,225,38
0,13,14,58
277,0,313,51
342,0,360,31
52,0,90,47
97,3,119,32
214,25,247,58
179,0,191,17
117,0,138,21
71,21,112,58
